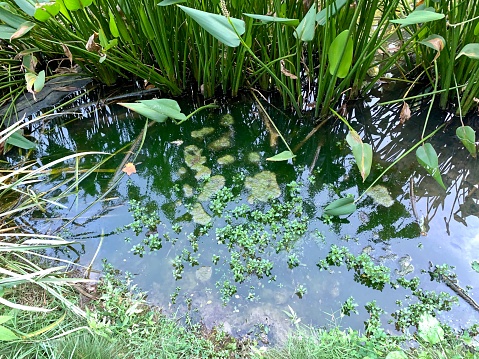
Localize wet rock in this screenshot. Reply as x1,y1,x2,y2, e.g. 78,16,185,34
198,175,225,201
366,185,394,207
245,171,281,203
191,127,215,139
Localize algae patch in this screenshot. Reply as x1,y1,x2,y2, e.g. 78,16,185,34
366,185,394,207
198,175,226,202
245,171,281,203
217,155,235,165
184,145,211,180
191,203,211,225
220,114,234,126
208,134,232,151
247,152,261,164
191,127,215,139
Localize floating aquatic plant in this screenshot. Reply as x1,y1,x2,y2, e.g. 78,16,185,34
198,175,226,201
366,185,394,208
191,127,215,139
208,134,232,151
245,171,281,203
190,202,211,225
217,155,235,165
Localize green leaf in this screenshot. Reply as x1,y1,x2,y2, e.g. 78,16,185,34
63,0,93,11
34,70,45,93
34,2,60,22
324,197,356,216
418,313,444,345
6,131,36,149
346,131,372,182
456,43,479,60
119,99,187,123
0,25,16,40
385,351,408,359
390,9,445,27
266,150,296,161
158,0,186,5
316,0,347,26
471,260,479,273
328,30,354,78
475,22,479,36
416,143,446,190
0,325,18,341
109,10,119,37
14,0,35,16
456,126,476,157
178,5,245,47
0,316,12,325
419,34,445,52
0,4,28,28
10,20,35,40
293,3,316,42
243,14,299,26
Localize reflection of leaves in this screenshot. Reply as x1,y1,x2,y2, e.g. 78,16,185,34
472,261,479,273
122,162,136,176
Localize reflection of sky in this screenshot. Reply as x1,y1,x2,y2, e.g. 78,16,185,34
21,91,479,340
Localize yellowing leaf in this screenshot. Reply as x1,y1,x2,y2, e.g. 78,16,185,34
122,162,136,176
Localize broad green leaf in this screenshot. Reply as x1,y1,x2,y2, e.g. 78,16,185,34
0,325,18,341
6,131,36,149
390,9,445,27
0,25,16,40
13,0,35,16
419,34,445,52
10,21,35,40
34,2,60,22
266,150,296,161
178,5,245,47
316,0,347,26
158,0,186,5
0,5,28,28
109,10,119,37
346,131,372,181
456,125,476,158
324,196,356,216
0,316,12,325
328,30,354,78
418,313,444,345
471,260,479,273
63,0,93,11
456,43,479,60
119,99,187,123
293,3,316,42
416,143,446,190
385,351,408,359
475,22,479,36
34,70,45,93
243,14,299,26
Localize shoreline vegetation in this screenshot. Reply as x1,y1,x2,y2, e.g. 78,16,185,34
2,0,479,357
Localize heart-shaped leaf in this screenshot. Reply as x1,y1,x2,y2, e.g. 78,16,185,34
346,131,372,182
419,34,445,52
266,150,296,161
456,43,479,60
178,5,245,47
456,125,476,158
119,99,187,123
416,143,446,190
63,0,93,11
324,196,356,216
390,9,445,27
293,3,316,42
34,2,60,22
328,30,354,78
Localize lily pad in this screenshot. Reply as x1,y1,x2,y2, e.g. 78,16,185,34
191,203,211,225
217,155,235,165
198,175,226,201
208,134,232,151
196,266,212,282
245,171,281,203
191,127,215,139
366,185,394,207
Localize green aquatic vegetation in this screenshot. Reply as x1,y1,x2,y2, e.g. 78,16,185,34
247,152,261,164
182,184,194,197
184,145,212,180
341,296,359,316
244,170,281,203
190,202,211,225
191,127,215,139
208,134,232,151
217,155,235,165
219,114,234,126
198,175,226,202
295,284,307,299
216,279,237,305
287,253,300,269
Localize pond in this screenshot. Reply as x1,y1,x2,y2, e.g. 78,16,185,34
22,85,479,343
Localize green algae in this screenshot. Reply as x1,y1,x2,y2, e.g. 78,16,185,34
191,127,215,139
198,175,226,202
366,185,394,207
247,152,261,164
184,145,211,180
220,114,234,126
217,155,235,165
244,171,281,203
191,203,211,225
183,184,194,198
177,167,187,176
208,134,232,151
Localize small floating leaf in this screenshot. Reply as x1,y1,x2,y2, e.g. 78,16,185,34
346,131,372,182
178,5,245,47
328,30,354,78
324,197,356,216
456,43,479,60
456,125,476,158
416,143,446,190
390,9,445,27
266,150,296,162
293,3,316,42
119,99,186,123
471,260,479,273
122,162,136,176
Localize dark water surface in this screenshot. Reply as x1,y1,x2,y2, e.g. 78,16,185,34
25,88,479,342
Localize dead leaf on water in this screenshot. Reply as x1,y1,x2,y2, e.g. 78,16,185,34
122,162,136,176
399,102,411,124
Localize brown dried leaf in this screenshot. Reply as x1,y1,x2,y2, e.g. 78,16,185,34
86,33,101,53
280,60,298,80
61,43,73,65
399,102,411,124
122,162,136,176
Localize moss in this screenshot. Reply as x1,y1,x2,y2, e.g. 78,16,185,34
208,135,232,151
247,152,261,164
366,185,394,207
198,175,226,202
244,171,281,203
217,155,235,165
219,114,234,126
191,127,215,139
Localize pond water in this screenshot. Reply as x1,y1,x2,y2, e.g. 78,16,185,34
22,85,479,343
